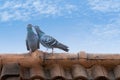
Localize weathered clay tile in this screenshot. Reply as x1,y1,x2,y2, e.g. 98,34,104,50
0,51,120,80
0,59,2,76
50,64,65,80
88,54,120,59
108,70,115,80
86,69,93,80
44,67,51,79
114,65,120,80
30,65,45,80
64,68,72,80
92,65,109,80
72,64,88,80
78,51,87,59
1,63,20,80
20,66,30,80
45,53,78,60
5,77,20,80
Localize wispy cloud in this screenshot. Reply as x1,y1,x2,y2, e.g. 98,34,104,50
87,0,120,38
88,0,120,13
92,15,120,38
0,0,78,21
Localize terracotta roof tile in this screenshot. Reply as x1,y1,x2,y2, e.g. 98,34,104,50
0,50,120,80
20,67,30,80
5,77,20,80
72,64,88,80
1,63,20,80
114,65,120,80
64,68,72,80
92,65,109,80
30,65,45,80
50,64,65,80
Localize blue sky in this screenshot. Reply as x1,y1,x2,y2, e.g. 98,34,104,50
0,0,120,53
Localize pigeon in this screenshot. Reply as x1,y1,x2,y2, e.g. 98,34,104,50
26,24,40,53
34,26,69,53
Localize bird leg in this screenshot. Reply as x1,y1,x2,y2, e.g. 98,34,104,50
52,48,54,54
28,50,32,55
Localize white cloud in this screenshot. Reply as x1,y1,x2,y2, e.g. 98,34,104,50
0,0,78,21
88,0,120,12
64,4,78,14
33,0,58,15
92,16,120,38
0,11,30,21
88,0,120,38
0,11,12,21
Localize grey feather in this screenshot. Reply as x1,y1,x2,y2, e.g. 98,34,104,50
26,24,40,52
34,26,69,52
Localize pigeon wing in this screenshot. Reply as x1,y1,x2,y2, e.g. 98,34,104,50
41,35,69,52
41,35,57,48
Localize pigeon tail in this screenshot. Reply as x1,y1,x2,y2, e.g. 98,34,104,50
56,43,69,52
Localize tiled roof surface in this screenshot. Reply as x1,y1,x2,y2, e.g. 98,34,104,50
0,50,120,80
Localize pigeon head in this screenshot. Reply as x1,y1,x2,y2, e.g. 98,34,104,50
27,24,33,31
34,26,44,34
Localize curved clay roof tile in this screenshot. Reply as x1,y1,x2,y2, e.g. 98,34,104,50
72,64,88,80
92,65,110,80
114,65,120,80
